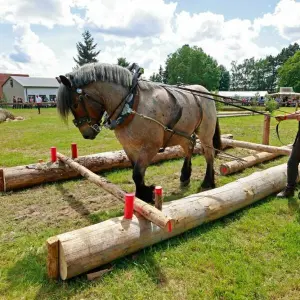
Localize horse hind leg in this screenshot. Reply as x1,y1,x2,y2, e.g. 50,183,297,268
200,140,215,189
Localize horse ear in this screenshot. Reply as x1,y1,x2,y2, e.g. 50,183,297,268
59,75,72,89
56,76,61,84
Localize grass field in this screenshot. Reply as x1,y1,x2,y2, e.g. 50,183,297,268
1,107,300,300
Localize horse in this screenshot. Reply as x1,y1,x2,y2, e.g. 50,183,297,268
56,62,221,203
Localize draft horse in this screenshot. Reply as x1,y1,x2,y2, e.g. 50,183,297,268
56,62,221,203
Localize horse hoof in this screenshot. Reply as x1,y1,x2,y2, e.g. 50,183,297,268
180,179,190,187
136,185,155,204
201,182,215,189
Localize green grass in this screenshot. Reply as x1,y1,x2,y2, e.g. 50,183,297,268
1,107,300,300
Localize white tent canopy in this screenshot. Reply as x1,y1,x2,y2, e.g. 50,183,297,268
218,91,268,98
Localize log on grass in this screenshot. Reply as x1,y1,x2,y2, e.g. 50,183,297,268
57,152,173,231
2,134,233,192
220,144,293,175
222,138,292,155
52,163,294,280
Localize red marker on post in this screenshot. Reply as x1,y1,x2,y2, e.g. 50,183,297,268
124,193,135,219
50,147,57,163
71,143,78,159
155,186,163,211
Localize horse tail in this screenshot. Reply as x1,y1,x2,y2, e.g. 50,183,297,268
213,118,222,157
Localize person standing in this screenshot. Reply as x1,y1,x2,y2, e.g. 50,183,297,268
276,111,300,197
35,95,42,114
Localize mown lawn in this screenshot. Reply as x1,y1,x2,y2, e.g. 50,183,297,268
1,107,300,300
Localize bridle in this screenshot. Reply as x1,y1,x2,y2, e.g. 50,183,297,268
71,88,105,134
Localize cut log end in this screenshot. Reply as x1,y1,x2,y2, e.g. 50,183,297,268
47,236,59,279
59,241,68,280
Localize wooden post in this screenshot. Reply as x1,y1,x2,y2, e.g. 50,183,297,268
50,147,57,163
71,143,78,159
56,152,174,231
262,113,271,145
155,186,163,211
47,236,59,279
0,169,6,192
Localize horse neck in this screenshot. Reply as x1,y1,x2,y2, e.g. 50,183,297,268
91,81,129,117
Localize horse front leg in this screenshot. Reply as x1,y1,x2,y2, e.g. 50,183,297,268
132,148,160,203
133,163,155,203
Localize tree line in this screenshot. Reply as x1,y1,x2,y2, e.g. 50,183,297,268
73,30,300,92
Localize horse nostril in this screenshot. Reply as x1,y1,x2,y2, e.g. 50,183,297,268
83,134,89,139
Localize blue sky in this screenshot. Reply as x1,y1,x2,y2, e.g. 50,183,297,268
0,0,299,77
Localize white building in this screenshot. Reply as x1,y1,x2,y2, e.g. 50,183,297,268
2,76,59,103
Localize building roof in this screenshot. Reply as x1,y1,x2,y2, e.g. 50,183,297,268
218,91,268,98
10,76,60,88
0,73,29,98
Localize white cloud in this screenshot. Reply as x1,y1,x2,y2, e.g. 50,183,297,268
0,0,82,28
254,0,300,41
0,24,59,76
72,0,177,37
0,0,299,79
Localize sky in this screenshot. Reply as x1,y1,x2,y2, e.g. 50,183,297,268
0,0,300,78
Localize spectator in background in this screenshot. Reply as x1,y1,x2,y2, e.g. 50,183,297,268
276,111,300,197
35,95,42,114
12,96,16,109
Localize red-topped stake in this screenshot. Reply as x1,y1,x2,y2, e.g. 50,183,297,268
155,186,163,211
124,193,135,219
71,143,78,159
50,147,57,163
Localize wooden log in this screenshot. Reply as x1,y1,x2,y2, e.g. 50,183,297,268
57,152,174,231
53,163,294,280
47,236,59,279
262,113,271,145
220,144,292,175
222,138,292,155
1,134,233,192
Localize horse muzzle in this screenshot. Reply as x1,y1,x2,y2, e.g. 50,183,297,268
81,125,100,140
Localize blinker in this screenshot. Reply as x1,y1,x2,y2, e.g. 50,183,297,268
76,88,82,94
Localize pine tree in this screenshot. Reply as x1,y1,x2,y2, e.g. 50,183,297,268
117,57,130,67
73,30,101,67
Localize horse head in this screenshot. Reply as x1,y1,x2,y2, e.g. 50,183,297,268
56,75,106,140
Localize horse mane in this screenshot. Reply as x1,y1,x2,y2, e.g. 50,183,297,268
57,63,133,121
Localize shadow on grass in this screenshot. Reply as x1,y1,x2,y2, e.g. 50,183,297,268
56,184,103,224
4,252,89,300
288,198,300,223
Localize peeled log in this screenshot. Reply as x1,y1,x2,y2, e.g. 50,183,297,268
53,163,293,280
220,144,292,175
1,134,233,192
222,138,292,155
